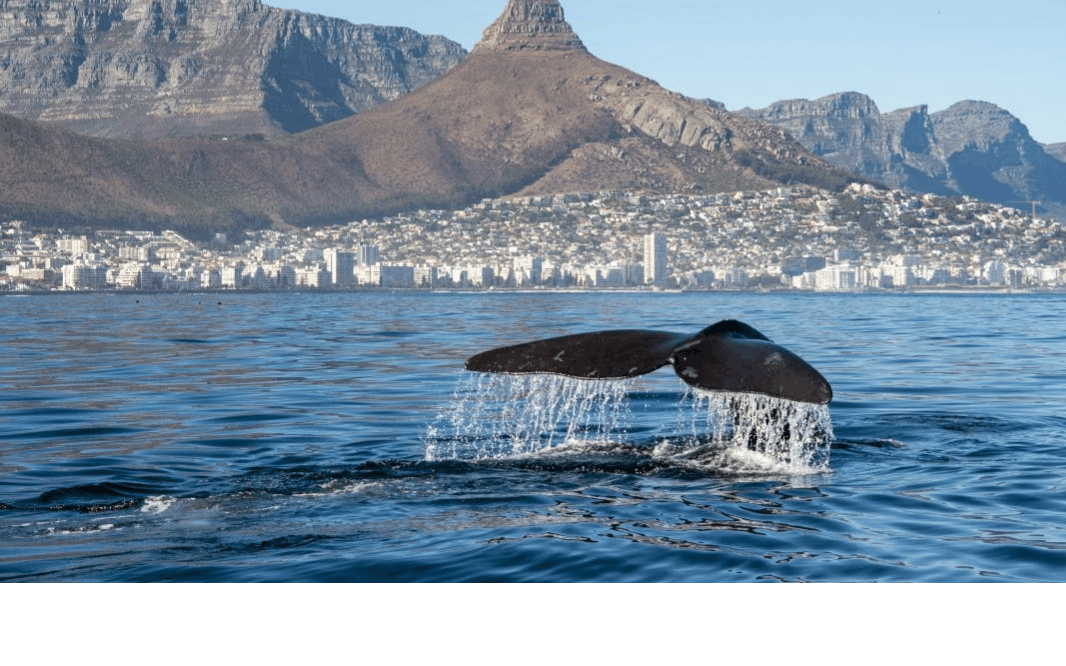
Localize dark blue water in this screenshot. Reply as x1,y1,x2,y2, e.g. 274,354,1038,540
2,291,1065,582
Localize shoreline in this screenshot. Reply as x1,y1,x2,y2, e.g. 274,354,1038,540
2,285,1060,297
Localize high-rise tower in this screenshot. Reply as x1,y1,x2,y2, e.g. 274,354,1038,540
643,233,668,287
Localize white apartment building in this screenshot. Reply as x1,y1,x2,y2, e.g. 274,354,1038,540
324,249,355,286
586,265,626,288
57,236,89,256
119,245,150,262
355,263,416,288
643,233,668,286
201,269,222,289
813,263,859,291
513,255,543,286
220,265,242,289
116,263,153,289
296,266,329,289
62,262,108,290
414,266,438,288
357,245,380,266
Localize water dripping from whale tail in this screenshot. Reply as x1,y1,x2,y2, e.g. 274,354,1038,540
425,375,833,474
424,373,635,461
661,388,834,474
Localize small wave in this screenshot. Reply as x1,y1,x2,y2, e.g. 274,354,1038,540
292,480,381,498
141,496,178,514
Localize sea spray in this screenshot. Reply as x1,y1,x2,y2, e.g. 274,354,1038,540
671,387,834,473
425,373,634,460
426,374,833,473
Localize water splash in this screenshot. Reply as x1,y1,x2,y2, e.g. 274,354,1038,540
425,374,833,474
425,373,634,461
661,388,834,473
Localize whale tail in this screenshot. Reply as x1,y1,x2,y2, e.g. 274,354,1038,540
464,320,832,405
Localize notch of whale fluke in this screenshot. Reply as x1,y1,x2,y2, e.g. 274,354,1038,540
473,0,587,53
464,320,833,405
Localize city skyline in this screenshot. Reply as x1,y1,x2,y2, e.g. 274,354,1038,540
5,184,1065,293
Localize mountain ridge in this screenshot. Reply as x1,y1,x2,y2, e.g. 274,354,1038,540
739,92,1066,220
0,0,466,139
0,0,860,234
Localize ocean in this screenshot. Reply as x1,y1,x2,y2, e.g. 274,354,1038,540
2,290,1065,582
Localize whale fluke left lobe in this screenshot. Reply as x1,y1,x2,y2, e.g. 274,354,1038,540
464,329,693,379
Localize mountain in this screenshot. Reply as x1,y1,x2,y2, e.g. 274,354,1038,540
739,93,1066,220
0,0,466,139
0,111,269,233
1043,143,1066,163
0,0,858,234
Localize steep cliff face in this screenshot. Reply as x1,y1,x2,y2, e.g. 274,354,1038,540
736,93,893,177
740,93,1066,219
0,0,466,138
737,93,948,192
930,101,1066,212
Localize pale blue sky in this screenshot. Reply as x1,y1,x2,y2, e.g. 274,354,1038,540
283,0,1066,144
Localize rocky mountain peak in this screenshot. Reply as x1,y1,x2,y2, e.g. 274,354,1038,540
741,92,1066,220
474,0,586,53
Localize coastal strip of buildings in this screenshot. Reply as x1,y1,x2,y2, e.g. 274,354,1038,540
3,184,1065,293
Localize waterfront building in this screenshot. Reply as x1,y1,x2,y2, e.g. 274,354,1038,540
620,262,644,287
643,233,668,287
324,249,355,286
813,263,859,291
357,245,380,266
220,265,242,289
881,265,916,288
61,262,108,290
295,266,329,289
247,265,273,290
357,263,416,288
513,255,543,286
273,264,296,289
116,263,153,290
720,267,749,288
587,265,626,288
201,269,222,289
984,260,1007,286
464,265,495,288
381,264,415,288
414,266,439,288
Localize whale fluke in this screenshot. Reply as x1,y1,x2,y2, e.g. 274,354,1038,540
464,320,832,405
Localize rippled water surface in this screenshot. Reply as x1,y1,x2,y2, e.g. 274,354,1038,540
2,291,1065,582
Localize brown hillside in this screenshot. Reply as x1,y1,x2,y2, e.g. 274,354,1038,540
0,0,859,233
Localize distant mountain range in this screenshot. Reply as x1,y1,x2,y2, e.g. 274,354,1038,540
0,0,857,235
2,0,1062,231
738,93,1066,221
0,0,465,139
